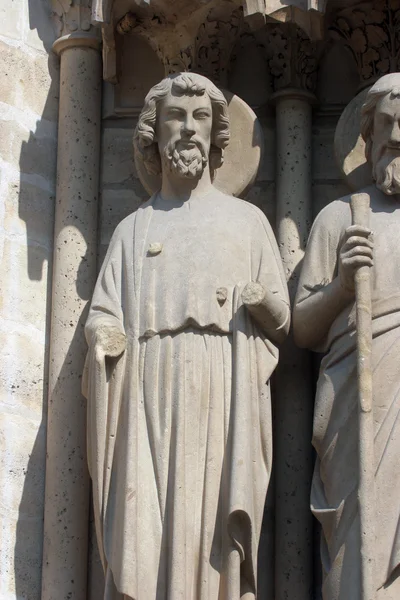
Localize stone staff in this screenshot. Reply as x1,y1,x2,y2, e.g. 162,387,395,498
350,191,375,600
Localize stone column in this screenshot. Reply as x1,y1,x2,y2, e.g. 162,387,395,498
41,4,101,599
266,23,317,600
273,87,315,600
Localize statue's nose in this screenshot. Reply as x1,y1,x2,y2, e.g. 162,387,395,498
389,120,400,146
183,114,196,135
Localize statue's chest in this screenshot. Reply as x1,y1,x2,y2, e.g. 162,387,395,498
144,210,251,271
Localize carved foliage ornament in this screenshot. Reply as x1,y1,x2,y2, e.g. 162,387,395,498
50,0,93,38
115,4,318,91
116,11,191,75
260,24,318,92
330,0,400,84
116,7,244,86
193,9,242,85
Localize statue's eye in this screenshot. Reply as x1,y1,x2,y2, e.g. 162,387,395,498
167,108,184,119
383,114,393,127
194,110,211,120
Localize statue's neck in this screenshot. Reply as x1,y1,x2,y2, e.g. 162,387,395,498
160,168,214,203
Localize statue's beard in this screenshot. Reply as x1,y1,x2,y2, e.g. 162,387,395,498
372,145,400,195
163,139,208,179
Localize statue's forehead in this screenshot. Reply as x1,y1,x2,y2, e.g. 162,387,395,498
376,92,400,115
160,89,212,111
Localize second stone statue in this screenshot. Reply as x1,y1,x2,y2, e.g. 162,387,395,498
82,72,289,599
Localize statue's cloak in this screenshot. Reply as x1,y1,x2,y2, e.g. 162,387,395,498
296,189,400,598
83,193,289,599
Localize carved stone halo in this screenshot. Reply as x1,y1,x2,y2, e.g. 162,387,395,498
334,86,373,191
134,90,264,199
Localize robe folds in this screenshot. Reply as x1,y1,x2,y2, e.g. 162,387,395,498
82,191,289,600
296,187,400,599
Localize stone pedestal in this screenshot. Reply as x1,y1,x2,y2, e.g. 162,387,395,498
273,88,315,599
41,32,101,600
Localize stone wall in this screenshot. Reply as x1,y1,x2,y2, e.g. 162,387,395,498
0,1,58,598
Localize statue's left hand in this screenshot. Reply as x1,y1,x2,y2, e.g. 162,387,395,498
94,323,126,357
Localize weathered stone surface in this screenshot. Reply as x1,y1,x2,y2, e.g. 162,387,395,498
0,3,57,600
313,124,343,182
255,118,275,182
0,413,46,600
23,0,56,53
0,239,51,329
0,118,57,181
0,41,59,122
101,126,139,186
3,179,55,248
0,326,48,412
0,0,23,41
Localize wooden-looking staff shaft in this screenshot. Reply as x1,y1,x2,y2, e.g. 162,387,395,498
350,192,375,600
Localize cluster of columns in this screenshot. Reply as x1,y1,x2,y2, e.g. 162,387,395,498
40,6,317,600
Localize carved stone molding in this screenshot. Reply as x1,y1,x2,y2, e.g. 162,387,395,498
50,0,100,53
329,0,400,86
91,0,329,27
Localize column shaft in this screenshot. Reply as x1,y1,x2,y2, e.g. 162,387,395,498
41,43,101,600
274,90,314,599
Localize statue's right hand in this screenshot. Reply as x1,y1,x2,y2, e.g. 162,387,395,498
94,323,126,357
339,225,373,293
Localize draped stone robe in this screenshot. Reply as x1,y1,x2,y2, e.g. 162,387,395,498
295,186,400,599
83,190,289,600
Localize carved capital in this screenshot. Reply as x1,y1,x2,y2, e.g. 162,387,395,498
191,8,243,86
116,6,244,87
261,24,318,94
329,0,400,87
50,0,101,53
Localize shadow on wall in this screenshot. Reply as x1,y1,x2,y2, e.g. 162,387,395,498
13,1,58,598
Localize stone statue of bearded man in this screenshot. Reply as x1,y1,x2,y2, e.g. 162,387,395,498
83,72,289,600
294,73,400,599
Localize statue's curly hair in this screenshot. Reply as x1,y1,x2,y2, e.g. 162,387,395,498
361,74,400,164
133,73,230,178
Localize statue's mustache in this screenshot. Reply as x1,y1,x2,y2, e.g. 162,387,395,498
174,137,207,152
